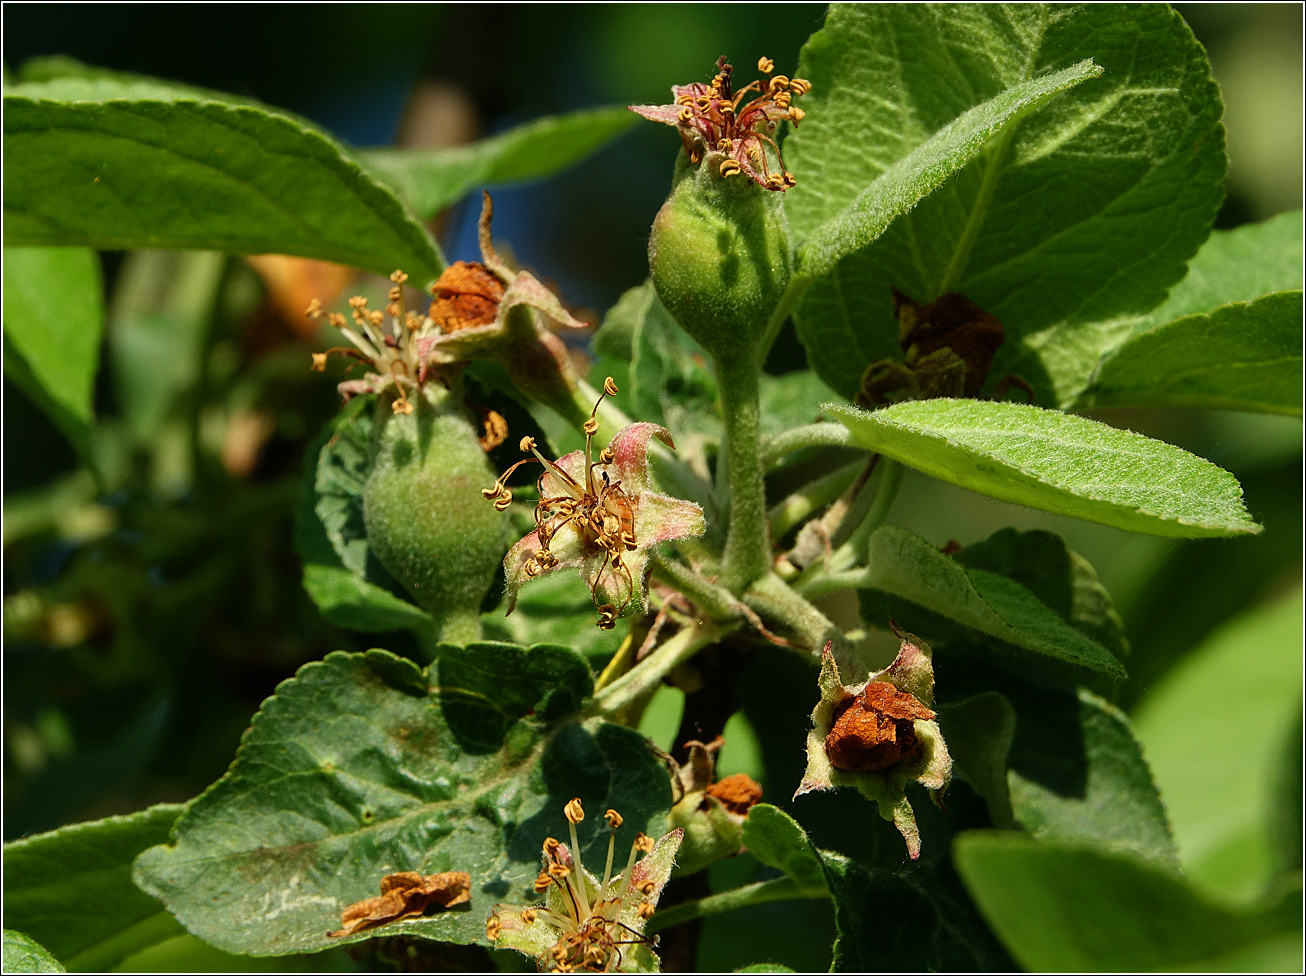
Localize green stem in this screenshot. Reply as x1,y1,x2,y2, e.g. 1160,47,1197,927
768,459,864,539
743,571,844,659
792,458,903,593
761,422,859,470
647,877,828,934
588,620,731,718
714,350,771,594
436,605,482,645
758,274,813,362
650,554,741,622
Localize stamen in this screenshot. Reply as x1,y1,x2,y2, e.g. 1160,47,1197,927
757,56,774,73
720,158,742,178
564,798,590,919
305,298,323,319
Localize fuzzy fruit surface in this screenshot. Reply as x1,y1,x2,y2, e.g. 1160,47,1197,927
363,385,505,635
649,156,792,360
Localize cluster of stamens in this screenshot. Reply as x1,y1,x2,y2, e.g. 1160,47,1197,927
306,270,446,415
481,378,635,629
486,799,660,973
672,56,811,190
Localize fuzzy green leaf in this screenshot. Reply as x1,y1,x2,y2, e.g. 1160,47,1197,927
1133,589,1304,899
2,804,185,970
859,525,1125,675
361,108,636,220
2,246,103,463
4,77,443,281
829,400,1260,537
293,397,431,633
954,833,1303,971
2,932,64,974
820,852,1014,971
1005,685,1177,866
787,4,1226,406
793,60,1102,280
1077,212,1304,415
938,693,1016,829
133,648,671,956
740,804,826,891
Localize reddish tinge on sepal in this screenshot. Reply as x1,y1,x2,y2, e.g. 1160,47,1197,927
630,56,811,191
484,381,705,629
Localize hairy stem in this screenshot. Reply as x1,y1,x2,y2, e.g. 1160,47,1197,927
769,459,865,540
761,422,859,470
588,620,732,718
650,554,741,621
647,876,829,934
714,350,771,594
743,571,845,660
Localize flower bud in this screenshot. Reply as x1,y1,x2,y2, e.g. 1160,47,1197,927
362,383,507,641
649,158,792,362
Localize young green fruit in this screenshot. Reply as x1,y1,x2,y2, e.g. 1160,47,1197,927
363,384,506,643
648,156,793,362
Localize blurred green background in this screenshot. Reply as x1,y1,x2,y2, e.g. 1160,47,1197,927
3,4,1301,972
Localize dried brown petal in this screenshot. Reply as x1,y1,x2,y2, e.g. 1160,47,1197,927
429,261,505,333
824,682,935,774
705,773,764,816
327,870,471,938
892,288,1006,397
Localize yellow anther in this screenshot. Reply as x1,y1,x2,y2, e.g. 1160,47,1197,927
603,376,619,396
583,417,600,437
486,915,501,940
639,880,656,896
719,158,742,178
310,352,328,372
520,435,537,453
549,863,571,879
520,908,537,923
677,105,693,123
348,295,368,309
757,56,774,73
719,101,734,116
390,270,409,284
388,286,402,302
717,138,732,152
405,310,422,331
769,75,790,92
525,561,541,578
638,900,655,919
544,836,561,857
368,309,384,326
676,93,693,106
766,173,786,190
327,312,347,329
634,832,654,854
564,798,585,824
305,298,323,319
385,302,401,317
773,91,792,109
584,945,605,967
696,96,711,111
605,809,623,829
600,447,615,465
789,106,806,124
597,605,617,630
391,397,413,415
534,872,552,892
791,77,812,95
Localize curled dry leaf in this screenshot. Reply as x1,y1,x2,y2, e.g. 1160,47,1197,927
328,870,471,938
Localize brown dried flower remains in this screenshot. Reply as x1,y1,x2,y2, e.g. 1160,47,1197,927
704,773,764,816
430,261,505,333
825,681,936,774
328,870,471,938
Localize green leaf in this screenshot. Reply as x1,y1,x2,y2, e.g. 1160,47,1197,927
1133,589,1304,899
107,250,225,443
1136,210,1304,327
938,693,1016,829
133,648,671,956
792,59,1102,280
626,280,718,442
4,77,443,281
758,370,843,439
2,932,64,974
482,572,622,664
360,107,636,220
1005,684,1177,866
819,852,1014,970
859,525,1125,676
829,400,1260,538
1080,291,1304,415
2,804,185,970
2,246,103,463
954,527,1129,660
740,804,826,891
954,832,1303,971
787,4,1226,406
293,398,431,633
